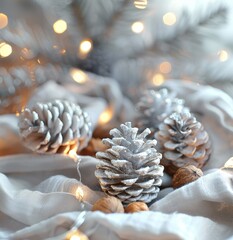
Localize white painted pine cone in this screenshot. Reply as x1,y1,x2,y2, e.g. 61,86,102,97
18,100,92,154
137,88,188,134
155,111,211,175
95,122,164,205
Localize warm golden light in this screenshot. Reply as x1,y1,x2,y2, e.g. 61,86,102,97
79,40,92,55
0,13,8,29
70,68,87,84
68,149,78,161
75,186,84,201
53,19,67,34
134,0,147,9
131,21,144,33
66,230,89,240
60,49,66,54
159,61,172,74
163,12,177,26
99,108,113,124
152,74,165,86
218,50,228,62
0,42,12,58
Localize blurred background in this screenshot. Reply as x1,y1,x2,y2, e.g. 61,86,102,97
1,0,233,114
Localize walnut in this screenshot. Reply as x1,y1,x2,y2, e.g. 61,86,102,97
92,196,124,213
125,202,149,213
172,165,203,189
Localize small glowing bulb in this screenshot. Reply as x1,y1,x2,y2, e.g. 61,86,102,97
134,0,147,9
0,13,8,29
152,74,165,86
99,108,113,124
70,68,87,84
60,49,66,54
163,12,177,26
0,42,12,58
53,19,67,34
68,149,78,161
75,186,84,201
79,40,92,55
131,21,144,33
65,230,89,240
218,50,228,62
159,61,172,74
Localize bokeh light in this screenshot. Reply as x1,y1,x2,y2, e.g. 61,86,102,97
70,68,87,84
0,13,8,29
134,0,147,9
53,19,67,34
163,12,176,26
99,108,113,124
131,21,144,33
0,42,12,58
152,74,165,86
218,50,228,62
159,61,172,74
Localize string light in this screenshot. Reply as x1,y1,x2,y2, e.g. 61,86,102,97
131,21,144,33
99,108,113,124
159,61,172,74
134,0,147,9
218,50,228,62
69,149,78,161
60,49,66,54
70,68,87,84
163,12,177,26
0,13,8,29
75,186,84,201
53,19,67,34
65,229,89,240
79,39,93,58
0,42,12,58
152,74,165,86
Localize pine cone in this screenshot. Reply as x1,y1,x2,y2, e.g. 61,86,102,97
155,111,211,175
18,100,92,154
136,88,187,134
95,122,164,205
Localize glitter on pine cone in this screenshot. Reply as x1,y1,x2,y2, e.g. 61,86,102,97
18,100,92,154
155,110,211,175
95,122,164,205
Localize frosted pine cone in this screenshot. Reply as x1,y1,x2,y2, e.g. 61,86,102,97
95,122,164,205
18,100,92,154
137,88,187,134
155,111,211,175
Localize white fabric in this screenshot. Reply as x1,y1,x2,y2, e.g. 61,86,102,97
0,80,233,240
